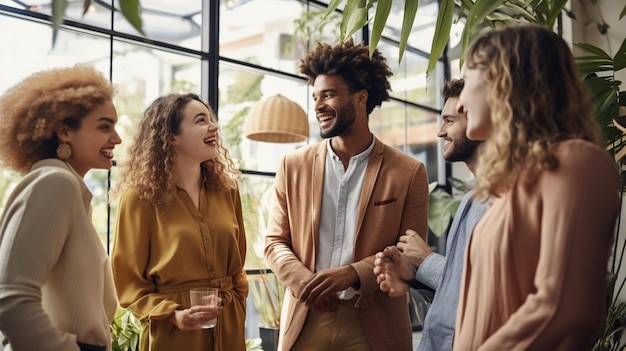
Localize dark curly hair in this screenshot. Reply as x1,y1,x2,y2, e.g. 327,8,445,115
299,39,393,115
441,78,464,100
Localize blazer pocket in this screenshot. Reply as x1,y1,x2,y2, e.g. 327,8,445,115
374,198,396,206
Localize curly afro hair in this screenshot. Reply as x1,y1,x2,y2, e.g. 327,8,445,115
299,39,393,115
0,64,114,175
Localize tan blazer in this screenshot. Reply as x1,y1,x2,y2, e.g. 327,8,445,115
265,138,429,351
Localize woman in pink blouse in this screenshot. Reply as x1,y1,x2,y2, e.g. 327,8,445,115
453,24,620,350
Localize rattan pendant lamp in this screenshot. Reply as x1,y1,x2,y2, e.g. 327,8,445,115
243,94,309,143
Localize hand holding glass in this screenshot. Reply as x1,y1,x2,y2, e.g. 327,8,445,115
189,288,220,329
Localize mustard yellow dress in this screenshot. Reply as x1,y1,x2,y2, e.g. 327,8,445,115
112,185,248,351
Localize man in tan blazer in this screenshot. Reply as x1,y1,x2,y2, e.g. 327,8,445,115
264,39,429,351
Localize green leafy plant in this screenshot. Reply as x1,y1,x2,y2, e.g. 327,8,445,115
246,338,263,351
248,270,286,328
110,307,142,351
427,177,468,237
576,39,626,188
110,306,271,351
576,29,626,351
50,0,143,45
321,0,617,77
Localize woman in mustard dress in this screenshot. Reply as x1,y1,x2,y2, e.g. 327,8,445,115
111,93,247,351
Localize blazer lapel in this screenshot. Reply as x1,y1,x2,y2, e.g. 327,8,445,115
310,141,327,255
355,138,384,240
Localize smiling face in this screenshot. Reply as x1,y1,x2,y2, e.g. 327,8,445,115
312,74,362,139
172,99,219,164
438,97,481,163
60,100,121,177
457,68,493,141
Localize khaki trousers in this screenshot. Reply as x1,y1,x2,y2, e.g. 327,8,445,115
291,300,371,351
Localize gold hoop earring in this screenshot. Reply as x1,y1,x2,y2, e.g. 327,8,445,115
56,142,72,159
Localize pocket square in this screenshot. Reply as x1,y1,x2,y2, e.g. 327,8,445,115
374,198,396,206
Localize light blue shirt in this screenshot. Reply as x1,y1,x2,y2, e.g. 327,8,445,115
316,137,375,300
415,190,490,351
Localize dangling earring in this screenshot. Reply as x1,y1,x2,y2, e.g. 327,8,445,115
56,142,72,159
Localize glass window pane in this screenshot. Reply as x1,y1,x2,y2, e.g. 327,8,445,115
220,0,341,76
114,0,203,50
3,0,204,50
6,0,115,31
370,100,439,183
369,0,439,53
378,41,440,110
239,173,275,269
111,40,203,113
218,63,314,173
0,15,111,90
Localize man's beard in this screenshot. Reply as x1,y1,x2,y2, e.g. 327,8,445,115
320,102,356,139
444,137,481,163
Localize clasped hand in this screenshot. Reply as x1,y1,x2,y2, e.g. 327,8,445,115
298,265,358,312
373,229,431,297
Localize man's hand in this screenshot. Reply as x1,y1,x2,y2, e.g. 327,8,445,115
309,294,341,312
397,229,433,268
373,247,412,297
373,229,433,297
299,265,358,307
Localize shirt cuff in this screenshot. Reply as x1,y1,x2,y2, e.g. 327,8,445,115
414,253,445,290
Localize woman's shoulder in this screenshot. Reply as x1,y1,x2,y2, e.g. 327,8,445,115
6,159,82,207
118,187,145,205
27,159,81,190
550,138,618,185
554,139,612,165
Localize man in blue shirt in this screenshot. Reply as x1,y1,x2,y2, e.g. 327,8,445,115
374,78,489,351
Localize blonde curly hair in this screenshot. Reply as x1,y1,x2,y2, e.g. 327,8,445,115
466,24,602,199
111,93,239,209
0,64,114,175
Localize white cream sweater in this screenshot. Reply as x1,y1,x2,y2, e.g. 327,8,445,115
0,159,117,351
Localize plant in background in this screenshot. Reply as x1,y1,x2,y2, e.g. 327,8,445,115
576,26,626,350
427,177,468,238
248,270,286,329
110,307,142,351
246,338,263,351
50,0,143,45
111,306,271,351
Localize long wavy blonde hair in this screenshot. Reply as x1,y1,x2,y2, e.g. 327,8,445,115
0,64,113,175
466,24,602,199
111,93,239,208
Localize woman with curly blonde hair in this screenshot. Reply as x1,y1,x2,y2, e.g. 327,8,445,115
110,93,247,351
453,24,620,350
0,64,121,351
